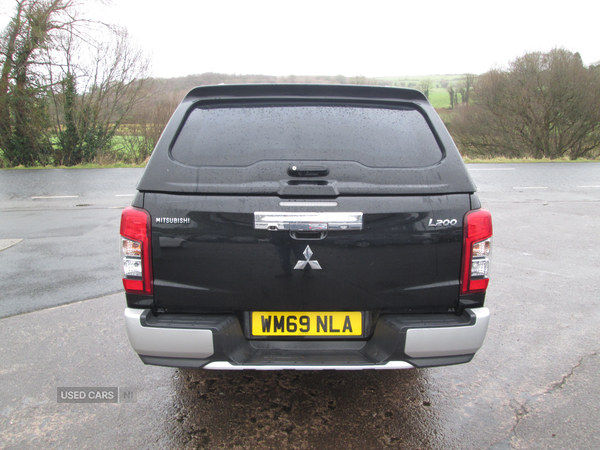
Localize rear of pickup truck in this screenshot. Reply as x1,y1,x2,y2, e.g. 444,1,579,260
120,84,492,370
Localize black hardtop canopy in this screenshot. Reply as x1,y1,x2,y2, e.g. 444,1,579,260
137,84,476,196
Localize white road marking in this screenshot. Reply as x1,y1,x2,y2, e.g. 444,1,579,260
115,194,135,197
513,187,548,189
0,238,23,252
468,168,516,171
31,195,79,199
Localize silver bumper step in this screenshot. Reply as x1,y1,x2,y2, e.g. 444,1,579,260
124,307,490,369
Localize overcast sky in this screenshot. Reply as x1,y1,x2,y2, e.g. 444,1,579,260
2,0,599,78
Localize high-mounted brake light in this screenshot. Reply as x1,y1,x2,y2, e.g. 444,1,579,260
120,206,153,295
461,209,493,295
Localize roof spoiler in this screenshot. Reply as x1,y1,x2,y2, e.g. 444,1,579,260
183,83,429,103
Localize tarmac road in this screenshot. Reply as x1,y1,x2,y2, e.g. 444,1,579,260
0,163,599,449
0,168,141,318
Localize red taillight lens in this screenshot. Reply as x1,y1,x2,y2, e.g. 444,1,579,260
461,209,493,294
120,206,153,295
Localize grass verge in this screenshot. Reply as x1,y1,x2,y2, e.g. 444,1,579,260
1,162,147,170
462,156,600,163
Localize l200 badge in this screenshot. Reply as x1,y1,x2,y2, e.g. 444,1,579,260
428,218,458,227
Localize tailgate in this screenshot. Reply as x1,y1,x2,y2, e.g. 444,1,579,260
145,193,470,316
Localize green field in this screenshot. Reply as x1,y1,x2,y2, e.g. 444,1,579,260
377,74,469,109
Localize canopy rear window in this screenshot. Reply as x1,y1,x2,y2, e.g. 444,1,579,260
170,105,443,168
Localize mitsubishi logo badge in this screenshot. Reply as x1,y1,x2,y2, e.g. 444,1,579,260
294,246,322,270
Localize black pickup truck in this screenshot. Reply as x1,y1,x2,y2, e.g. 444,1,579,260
120,84,492,370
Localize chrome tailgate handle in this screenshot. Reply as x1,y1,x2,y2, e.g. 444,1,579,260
289,223,328,232
254,212,363,231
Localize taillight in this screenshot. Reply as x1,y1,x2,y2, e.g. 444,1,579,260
461,209,493,294
120,206,153,295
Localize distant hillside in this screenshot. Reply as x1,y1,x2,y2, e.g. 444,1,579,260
150,72,388,99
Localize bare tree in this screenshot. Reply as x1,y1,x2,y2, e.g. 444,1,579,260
116,90,179,164
451,49,600,160
50,26,150,165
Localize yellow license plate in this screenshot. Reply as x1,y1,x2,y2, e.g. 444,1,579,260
251,311,362,337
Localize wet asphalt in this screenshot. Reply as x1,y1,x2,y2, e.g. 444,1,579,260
1,164,600,449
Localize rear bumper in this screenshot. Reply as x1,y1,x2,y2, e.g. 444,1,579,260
124,307,489,370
